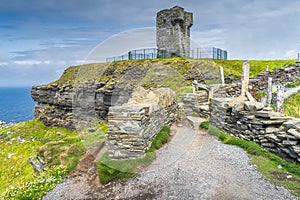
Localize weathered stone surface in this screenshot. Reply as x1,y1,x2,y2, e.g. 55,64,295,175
244,102,264,111
232,102,245,112
156,6,193,58
249,63,300,94
292,146,300,154
266,134,280,142
107,87,178,159
211,95,300,163
287,129,300,139
282,119,300,131
254,111,270,118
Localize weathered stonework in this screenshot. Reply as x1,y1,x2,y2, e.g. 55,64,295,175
249,62,300,92
107,87,177,159
156,6,193,58
210,98,300,163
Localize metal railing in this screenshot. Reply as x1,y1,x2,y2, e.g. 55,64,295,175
106,47,227,62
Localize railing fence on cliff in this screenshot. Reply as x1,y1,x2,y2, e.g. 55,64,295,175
106,47,228,62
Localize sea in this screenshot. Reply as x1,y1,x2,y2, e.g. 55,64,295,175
0,87,36,122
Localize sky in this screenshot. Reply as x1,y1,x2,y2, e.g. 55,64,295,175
0,0,300,87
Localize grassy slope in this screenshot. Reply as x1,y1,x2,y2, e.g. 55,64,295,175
0,120,107,199
51,58,297,87
283,90,300,118
213,59,297,78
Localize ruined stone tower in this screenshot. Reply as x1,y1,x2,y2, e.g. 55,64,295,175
156,6,193,58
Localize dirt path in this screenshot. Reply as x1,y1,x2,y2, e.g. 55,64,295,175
44,118,298,200
43,141,106,200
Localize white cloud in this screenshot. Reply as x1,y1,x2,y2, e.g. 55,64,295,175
12,60,55,65
0,62,8,66
13,60,42,65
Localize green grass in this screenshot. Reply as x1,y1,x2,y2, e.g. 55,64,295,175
199,120,210,130
283,90,300,118
49,59,297,99
0,119,108,199
286,77,300,88
213,59,296,78
97,125,171,184
208,125,300,197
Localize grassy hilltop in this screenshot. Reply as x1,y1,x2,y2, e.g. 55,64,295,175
51,58,297,86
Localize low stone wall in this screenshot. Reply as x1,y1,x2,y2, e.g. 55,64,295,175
211,98,300,163
179,84,241,118
107,88,177,159
178,91,208,117
211,83,241,98
250,63,300,92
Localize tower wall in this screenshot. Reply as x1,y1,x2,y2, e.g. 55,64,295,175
156,6,193,58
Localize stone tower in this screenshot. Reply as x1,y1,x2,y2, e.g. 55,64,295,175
156,6,193,58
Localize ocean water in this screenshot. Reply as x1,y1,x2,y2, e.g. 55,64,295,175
0,87,36,122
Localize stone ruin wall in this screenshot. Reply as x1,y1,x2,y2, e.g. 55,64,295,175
249,62,300,92
210,98,300,163
107,88,177,159
156,6,193,58
178,83,241,119
179,62,300,163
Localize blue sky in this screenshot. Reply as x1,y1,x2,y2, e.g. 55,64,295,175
1,0,300,87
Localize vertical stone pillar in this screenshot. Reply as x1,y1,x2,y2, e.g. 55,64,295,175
266,65,269,72
266,77,273,107
241,61,250,97
220,67,225,85
208,86,214,101
276,86,285,113
298,53,300,63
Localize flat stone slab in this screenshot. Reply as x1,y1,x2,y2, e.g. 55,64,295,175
287,129,300,139
283,119,300,131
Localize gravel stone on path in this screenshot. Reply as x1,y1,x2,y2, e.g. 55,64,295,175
44,118,299,200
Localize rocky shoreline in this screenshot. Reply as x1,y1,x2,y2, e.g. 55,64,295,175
0,121,16,129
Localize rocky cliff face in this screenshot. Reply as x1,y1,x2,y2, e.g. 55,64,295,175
31,59,221,130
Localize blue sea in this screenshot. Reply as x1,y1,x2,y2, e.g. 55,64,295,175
0,87,36,122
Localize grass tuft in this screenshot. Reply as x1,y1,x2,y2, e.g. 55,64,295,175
199,120,210,130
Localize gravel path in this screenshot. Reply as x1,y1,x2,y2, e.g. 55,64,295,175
45,118,298,200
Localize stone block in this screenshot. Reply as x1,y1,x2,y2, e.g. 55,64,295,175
244,102,264,111
292,146,300,154
232,102,245,112
287,129,300,139
282,140,298,146
283,119,300,131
